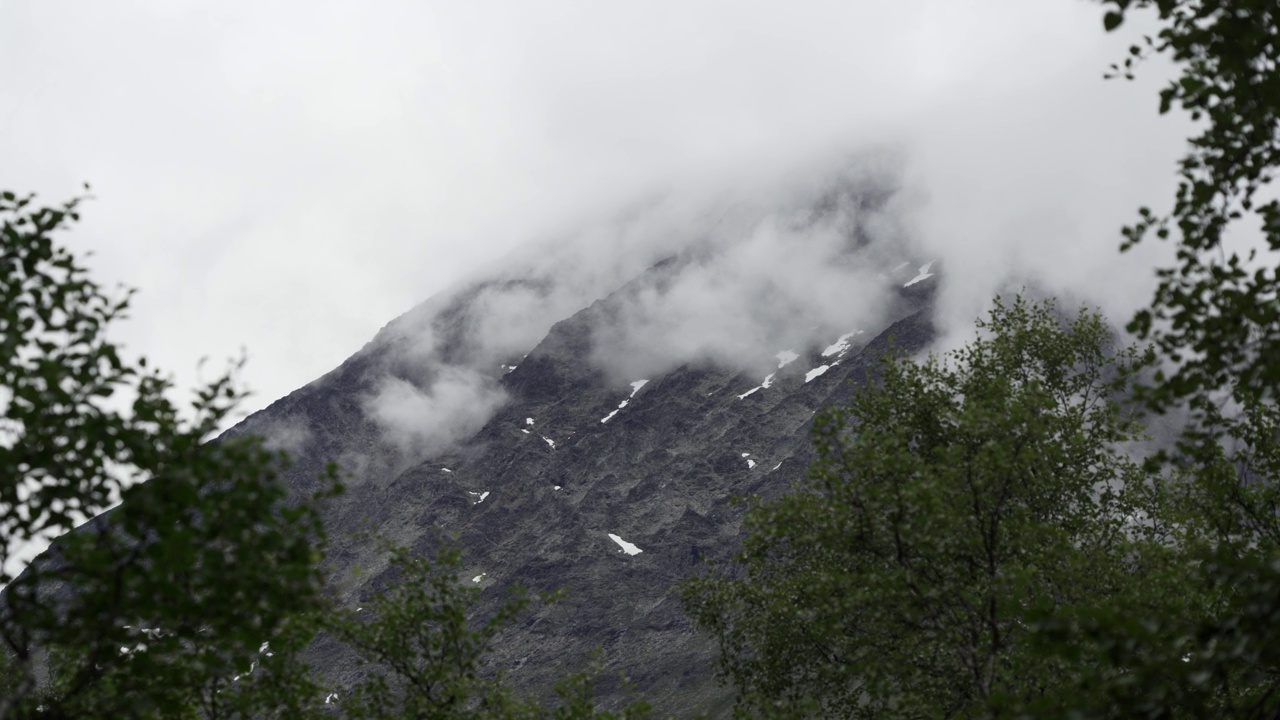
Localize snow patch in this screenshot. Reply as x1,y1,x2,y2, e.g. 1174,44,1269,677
747,459,756,469
601,379,649,423
469,491,490,504
542,435,555,448
520,429,530,434
772,461,783,470
805,365,831,382
822,330,863,358
525,417,534,425
553,485,562,491
601,399,629,424
737,372,776,400
904,261,935,287
441,468,452,473
607,533,643,555
472,573,486,583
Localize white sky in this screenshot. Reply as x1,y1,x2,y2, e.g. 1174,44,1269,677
0,0,1189,420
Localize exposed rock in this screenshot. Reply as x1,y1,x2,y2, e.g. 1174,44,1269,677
228,261,938,714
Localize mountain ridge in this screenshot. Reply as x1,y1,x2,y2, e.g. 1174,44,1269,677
226,251,938,713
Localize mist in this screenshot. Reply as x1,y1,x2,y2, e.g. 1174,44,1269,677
0,0,1192,452
352,136,1157,455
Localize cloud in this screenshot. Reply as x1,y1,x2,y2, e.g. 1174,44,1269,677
258,417,313,457
0,0,1193,436
584,156,914,379
363,369,506,456
353,107,1185,453
348,151,921,456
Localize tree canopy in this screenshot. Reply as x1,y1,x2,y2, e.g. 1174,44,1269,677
681,297,1194,718
1104,0,1280,413
0,189,345,718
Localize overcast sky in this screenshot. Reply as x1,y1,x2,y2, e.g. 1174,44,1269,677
0,0,1190,421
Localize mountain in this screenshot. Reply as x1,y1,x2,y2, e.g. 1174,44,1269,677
227,169,941,715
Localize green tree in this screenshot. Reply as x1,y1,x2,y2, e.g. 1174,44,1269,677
1032,548,1280,719
680,296,1189,718
1103,0,1280,413
1018,4,1280,716
1026,389,1280,718
0,189,340,718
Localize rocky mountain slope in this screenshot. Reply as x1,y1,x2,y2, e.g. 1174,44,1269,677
229,231,940,715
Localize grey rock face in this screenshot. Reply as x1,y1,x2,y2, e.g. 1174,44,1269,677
230,258,938,715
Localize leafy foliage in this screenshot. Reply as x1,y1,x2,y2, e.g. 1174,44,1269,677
1026,382,1280,718
0,190,340,718
1033,548,1280,720
681,297,1185,718
1029,3,1280,716
1101,0,1280,412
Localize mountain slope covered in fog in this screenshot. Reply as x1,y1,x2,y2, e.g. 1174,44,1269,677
228,166,941,713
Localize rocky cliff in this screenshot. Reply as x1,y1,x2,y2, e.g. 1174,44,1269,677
228,232,939,715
